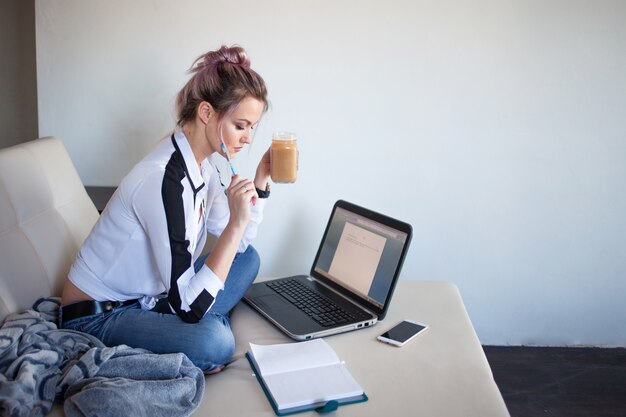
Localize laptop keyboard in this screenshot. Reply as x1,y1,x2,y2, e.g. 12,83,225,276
266,278,371,327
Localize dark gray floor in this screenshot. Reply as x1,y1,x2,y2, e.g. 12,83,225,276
483,346,626,417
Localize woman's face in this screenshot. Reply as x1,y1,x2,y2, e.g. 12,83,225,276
216,96,265,158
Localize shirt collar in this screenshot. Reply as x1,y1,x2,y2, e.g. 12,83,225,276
173,129,208,190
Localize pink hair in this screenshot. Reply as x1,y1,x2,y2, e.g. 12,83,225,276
176,45,268,126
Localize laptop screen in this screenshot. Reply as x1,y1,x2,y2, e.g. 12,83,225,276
312,204,410,311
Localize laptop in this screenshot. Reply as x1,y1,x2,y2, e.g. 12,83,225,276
243,200,413,340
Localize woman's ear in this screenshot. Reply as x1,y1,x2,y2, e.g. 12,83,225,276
198,101,214,125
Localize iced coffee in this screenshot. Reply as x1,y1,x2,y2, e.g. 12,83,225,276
270,132,298,183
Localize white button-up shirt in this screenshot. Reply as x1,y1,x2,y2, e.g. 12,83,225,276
69,129,265,322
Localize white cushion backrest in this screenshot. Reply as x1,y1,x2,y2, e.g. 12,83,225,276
0,137,99,322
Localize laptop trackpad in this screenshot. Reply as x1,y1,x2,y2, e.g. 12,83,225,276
252,294,291,312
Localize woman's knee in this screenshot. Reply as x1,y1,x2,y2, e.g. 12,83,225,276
243,245,260,275
188,315,235,371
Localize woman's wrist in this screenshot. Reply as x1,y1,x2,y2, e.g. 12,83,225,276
228,217,249,233
254,174,270,192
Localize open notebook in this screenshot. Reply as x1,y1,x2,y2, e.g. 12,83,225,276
246,339,367,415
244,200,412,340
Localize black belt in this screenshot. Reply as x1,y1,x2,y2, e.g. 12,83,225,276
60,299,138,323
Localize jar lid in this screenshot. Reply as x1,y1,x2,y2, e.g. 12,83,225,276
272,132,297,141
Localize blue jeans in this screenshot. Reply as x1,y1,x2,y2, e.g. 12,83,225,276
61,246,260,372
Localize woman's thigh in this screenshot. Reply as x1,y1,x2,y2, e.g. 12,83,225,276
65,304,234,372
61,245,260,371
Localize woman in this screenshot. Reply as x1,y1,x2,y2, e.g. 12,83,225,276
60,45,270,374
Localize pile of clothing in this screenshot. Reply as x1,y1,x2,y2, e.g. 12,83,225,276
0,299,204,417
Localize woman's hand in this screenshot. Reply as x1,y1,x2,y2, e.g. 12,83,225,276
254,147,271,191
226,175,258,228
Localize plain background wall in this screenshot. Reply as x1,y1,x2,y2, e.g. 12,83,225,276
36,0,626,347
0,0,38,148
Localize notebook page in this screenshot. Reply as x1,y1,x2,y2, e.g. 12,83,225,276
249,339,340,376
263,363,364,410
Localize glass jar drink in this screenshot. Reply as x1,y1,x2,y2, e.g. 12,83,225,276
270,132,298,183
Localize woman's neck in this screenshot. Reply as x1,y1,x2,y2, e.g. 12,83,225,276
182,121,214,168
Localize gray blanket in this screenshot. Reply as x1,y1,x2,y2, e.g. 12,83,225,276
0,299,204,417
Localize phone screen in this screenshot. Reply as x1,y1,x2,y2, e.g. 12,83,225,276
380,321,426,343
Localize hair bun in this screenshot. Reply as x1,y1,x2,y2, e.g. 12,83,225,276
198,45,251,69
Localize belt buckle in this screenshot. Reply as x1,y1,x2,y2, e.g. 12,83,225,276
103,301,117,312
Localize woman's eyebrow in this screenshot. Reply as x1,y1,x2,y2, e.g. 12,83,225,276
236,118,253,126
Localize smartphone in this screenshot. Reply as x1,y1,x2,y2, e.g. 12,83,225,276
377,320,428,347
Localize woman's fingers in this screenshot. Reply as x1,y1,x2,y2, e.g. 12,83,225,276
229,177,254,195
226,175,257,207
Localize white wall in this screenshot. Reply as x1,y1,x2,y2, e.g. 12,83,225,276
36,0,626,347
